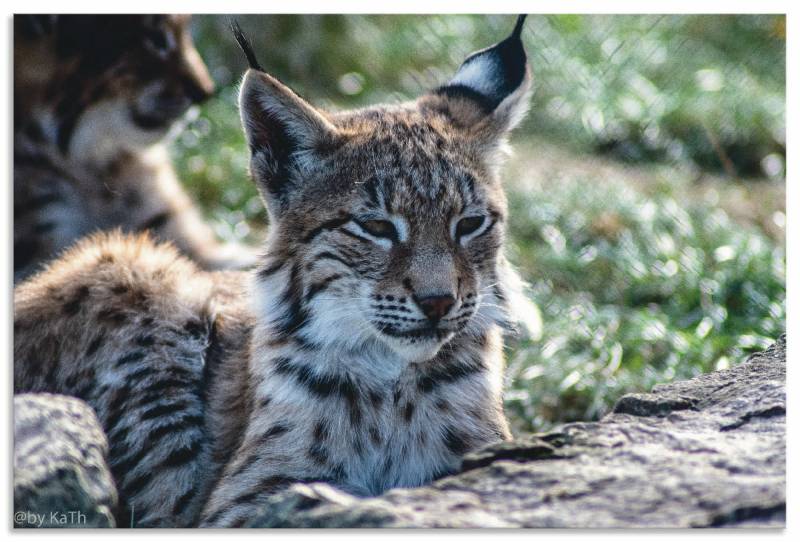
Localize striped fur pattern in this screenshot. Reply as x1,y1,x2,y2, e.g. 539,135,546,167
14,18,532,527
14,15,255,282
14,232,254,527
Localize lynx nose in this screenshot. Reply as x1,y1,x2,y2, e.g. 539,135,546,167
416,294,455,322
183,73,215,104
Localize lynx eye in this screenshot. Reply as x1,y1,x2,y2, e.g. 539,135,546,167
144,29,173,56
456,216,486,238
359,219,397,241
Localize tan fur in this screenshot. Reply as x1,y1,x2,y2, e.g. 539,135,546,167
15,19,532,527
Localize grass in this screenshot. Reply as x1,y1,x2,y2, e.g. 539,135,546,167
502,157,784,432
169,15,786,432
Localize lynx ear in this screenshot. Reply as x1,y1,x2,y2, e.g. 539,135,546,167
239,70,339,210
234,24,339,210
423,15,532,135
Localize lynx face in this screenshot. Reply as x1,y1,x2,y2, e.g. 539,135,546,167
240,24,531,364
276,111,510,363
16,15,214,158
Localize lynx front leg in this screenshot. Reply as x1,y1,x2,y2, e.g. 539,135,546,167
198,412,333,528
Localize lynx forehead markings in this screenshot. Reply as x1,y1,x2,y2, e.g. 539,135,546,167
14,16,533,527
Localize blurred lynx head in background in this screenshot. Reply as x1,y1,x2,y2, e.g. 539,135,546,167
13,15,258,283
15,14,215,163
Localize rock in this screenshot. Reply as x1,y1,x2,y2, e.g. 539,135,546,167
250,336,786,528
14,393,117,528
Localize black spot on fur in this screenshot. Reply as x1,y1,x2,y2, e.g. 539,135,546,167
85,335,105,356
368,390,384,408
160,438,203,468
305,274,344,302
125,366,154,383
259,423,290,443
141,377,193,396
147,415,204,445
111,284,128,295
313,419,329,441
63,285,90,315
443,426,470,455
200,507,225,527
121,471,152,497
200,316,225,404
369,425,382,445
184,318,207,338
274,357,343,398
493,283,506,303
98,252,115,263
403,402,415,422
172,487,196,516
417,356,485,393
381,455,393,475
135,334,155,347
98,308,127,326
340,378,362,427
272,263,309,337
115,350,146,367
139,401,187,421
257,260,284,280
230,476,297,507
230,453,260,478
308,443,329,465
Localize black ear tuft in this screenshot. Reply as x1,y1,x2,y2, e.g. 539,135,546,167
436,14,529,112
512,14,526,39
230,19,263,72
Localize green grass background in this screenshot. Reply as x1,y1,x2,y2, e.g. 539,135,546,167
170,15,785,432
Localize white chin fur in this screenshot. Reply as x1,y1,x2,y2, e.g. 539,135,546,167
381,333,452,364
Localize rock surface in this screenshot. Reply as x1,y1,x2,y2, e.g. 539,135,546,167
251,336,786,528
14,393,117,528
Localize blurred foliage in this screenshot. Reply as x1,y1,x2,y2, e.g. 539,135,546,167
504,177,784,432
186,14,785,176
170,15,785,431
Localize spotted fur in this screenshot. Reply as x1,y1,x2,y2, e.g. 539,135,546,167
14,16,533,528
14,15,255,282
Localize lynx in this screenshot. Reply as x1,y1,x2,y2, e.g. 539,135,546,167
14,16,532,527
14,15,254,282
